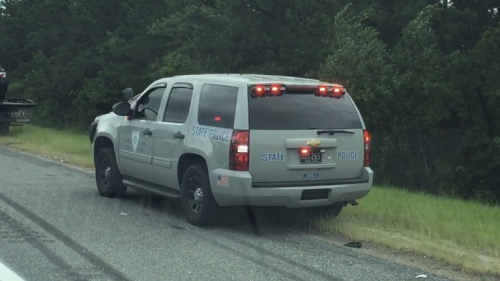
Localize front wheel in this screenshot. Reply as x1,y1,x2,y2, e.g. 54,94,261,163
95,147,127,198
0,123,9,135
180,164,219,226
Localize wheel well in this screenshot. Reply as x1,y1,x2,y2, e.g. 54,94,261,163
93,136,114,160
177,153,207,187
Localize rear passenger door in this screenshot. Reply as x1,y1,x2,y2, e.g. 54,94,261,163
189,83,238,171
152,82,195,189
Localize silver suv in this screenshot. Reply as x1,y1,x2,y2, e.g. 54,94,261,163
89,74,373,226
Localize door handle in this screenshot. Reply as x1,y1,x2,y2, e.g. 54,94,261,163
173,131,185,139
142,128,153,136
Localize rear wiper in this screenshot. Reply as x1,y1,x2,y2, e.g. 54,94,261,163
317,129,355,135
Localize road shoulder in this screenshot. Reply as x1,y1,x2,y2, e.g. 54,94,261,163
1,145,498,281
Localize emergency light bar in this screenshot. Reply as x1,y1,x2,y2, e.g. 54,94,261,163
315,85,345,99
249,83,346,99
249,84,286,97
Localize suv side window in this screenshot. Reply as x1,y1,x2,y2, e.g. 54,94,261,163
135,87,166,121
197,84,238,129
163,85,194,123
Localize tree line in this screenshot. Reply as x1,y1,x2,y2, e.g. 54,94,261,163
1,0,499,203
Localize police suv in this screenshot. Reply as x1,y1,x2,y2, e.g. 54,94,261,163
89,74,373,226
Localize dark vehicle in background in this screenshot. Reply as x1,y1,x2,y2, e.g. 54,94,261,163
0,66,37,134
0,67,7,101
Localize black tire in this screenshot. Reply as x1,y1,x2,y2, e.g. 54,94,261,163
304,203,344,218
0,123,9,135
95,147,127,198
323,203,344,217
180,164,219,226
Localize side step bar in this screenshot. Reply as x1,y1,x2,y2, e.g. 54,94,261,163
122,178,181,199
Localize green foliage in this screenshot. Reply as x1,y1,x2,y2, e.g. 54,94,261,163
1,0,499,203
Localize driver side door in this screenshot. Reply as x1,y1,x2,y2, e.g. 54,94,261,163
118,85,167,183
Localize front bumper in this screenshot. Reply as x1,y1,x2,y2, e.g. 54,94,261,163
209,167,373,208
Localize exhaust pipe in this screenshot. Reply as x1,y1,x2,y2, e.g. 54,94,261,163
348,200,359,206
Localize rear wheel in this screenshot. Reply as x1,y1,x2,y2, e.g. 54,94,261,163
322,203,344,217
180,164,219,226
304,203,344,218
95,147,127,198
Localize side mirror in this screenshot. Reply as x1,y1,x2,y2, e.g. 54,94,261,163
123,88,134,100
112,102,131,116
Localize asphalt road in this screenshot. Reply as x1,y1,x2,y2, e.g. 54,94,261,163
0,147,452,281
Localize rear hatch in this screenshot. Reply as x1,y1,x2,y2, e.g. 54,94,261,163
248,85,365,186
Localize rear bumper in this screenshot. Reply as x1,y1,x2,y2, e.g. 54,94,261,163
209,167,373,208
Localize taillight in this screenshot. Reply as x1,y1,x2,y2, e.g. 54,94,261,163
363,130,371,167
230,130,249,171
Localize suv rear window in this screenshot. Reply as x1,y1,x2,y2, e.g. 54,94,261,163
198,84,238,129
248,92,363,130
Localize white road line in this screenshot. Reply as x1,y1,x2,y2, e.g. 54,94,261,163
0,261,25,281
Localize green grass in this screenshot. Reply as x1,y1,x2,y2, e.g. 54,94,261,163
0,124,92,167
2,124,500,276
312,187,500,275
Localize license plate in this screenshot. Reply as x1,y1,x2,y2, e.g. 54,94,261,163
300,150,322,164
